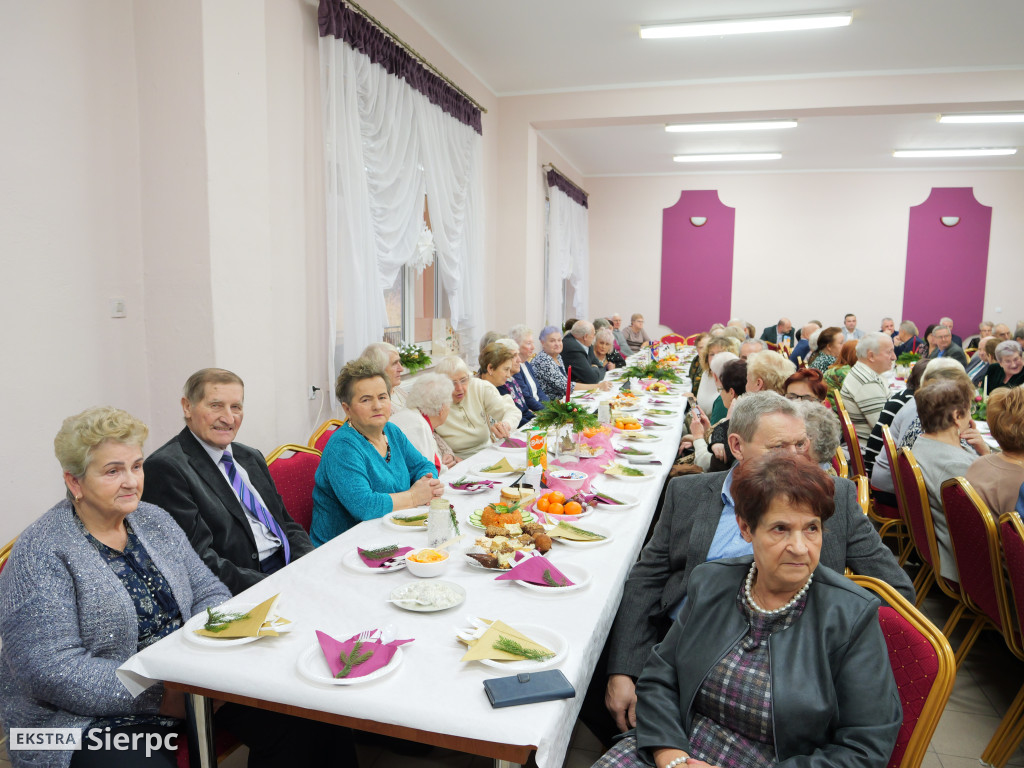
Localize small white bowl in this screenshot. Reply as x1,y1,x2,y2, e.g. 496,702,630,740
404,548,450,578
548,469,587,490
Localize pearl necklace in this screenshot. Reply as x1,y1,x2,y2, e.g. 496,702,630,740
744,561,813,616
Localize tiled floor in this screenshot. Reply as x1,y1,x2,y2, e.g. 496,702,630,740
2,589,1023,767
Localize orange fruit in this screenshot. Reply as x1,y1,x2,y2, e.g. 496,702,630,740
615,420,624,429
537,496,550,512
549,491,566,504
548,502,564,515
563,501,582,516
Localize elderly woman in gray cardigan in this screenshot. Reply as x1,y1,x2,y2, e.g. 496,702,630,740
0,407,230,767
0,407,358,768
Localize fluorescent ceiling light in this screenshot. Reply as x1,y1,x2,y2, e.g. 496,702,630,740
938,114,1024,124
892,148,1017,158
641,13,852,39
666,120,797,133
674,153,782,163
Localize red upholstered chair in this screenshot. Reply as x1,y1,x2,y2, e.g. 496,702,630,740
308,418,345,452
0,536,16,575
683,333,701,346
894,448,969,636
266,444,322,533
660,333,686,344
849,575,955,768
868,425,912,563
984,512,1024,767
942,477,1007,665
834,397,867,479
831,447,849,479
855,474,871,516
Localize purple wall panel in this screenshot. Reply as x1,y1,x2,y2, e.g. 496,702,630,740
902,188,991,334
660,190,735,334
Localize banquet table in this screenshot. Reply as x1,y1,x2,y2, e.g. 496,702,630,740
118,358,692,768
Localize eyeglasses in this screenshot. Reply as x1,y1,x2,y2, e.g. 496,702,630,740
785,393,819,402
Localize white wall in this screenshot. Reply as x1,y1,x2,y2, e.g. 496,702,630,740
0,2,148,542
587,170,1024,338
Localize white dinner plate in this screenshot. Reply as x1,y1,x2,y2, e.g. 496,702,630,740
548,522,614,547
514,562,591,594
183,603,293,648
589,488,640,510
446,483,494,495
642,421,673,431
602,465,656,482
388,580,466,612
341,547,408,574
473,468,527,479
474,624,569,672
382,507,430,531
297,640,404,686
468,509,537,530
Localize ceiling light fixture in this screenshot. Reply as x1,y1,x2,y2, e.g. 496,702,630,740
673,153,782,163
892,148,1017,158
938,114,1024,124
666,120,797,133
641,12,852,39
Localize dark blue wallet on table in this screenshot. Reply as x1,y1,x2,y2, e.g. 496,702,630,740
483,670,575,708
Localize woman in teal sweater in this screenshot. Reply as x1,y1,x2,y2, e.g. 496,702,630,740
311,359,442,546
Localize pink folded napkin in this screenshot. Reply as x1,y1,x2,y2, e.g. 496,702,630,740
642,418,664,427
316,629,414,679
500,437,527,448
357,545,413,568
495,551,574,587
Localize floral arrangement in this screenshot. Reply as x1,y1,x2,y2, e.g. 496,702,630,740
619,360,683,383
972,388,988,420
398,343,432,373
531,400,600,434
896,352,922,366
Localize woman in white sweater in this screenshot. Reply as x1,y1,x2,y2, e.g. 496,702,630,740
433,355,521,458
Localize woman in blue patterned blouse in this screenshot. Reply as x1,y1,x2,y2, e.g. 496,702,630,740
0,408,357,767
807,326,843,372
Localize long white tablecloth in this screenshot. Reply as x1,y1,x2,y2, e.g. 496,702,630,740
118,368,689,767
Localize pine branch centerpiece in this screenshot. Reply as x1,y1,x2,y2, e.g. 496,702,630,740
531,400,600,433
619,361,683,384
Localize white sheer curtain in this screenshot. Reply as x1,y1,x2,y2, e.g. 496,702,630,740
320,37,484,401
545,184,589,325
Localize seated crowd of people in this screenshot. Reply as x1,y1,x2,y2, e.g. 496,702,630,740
1,306,1021,768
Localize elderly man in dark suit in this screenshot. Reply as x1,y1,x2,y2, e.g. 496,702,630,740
561,320,607,385
143,368,314,595
759,316,794,346
598,391,914,740
927,324,969,367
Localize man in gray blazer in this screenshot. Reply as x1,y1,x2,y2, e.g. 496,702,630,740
600,392,914,737
143,368,313,595
927,324,969,367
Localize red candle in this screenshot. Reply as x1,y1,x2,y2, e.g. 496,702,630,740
565,366,572,402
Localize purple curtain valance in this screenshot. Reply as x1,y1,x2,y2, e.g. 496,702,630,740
546,169,588,209
319,0,482,135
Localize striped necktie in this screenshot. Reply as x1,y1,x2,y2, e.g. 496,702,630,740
220,451,290,564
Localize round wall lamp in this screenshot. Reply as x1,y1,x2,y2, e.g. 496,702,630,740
940,216,960,227
690,216,708,227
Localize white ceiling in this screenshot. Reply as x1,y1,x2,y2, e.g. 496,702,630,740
393,0,1024,175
